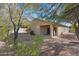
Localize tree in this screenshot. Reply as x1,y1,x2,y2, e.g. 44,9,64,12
7,4,25,49
21,19,31,29
7,3,40,49
0,4,12,41
0,18,7,41
36,3,62,20
58,4,79,40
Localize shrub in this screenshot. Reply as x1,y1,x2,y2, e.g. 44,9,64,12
33,35,44,46
30,30,35,35
14,35,44,56
15,42,39,56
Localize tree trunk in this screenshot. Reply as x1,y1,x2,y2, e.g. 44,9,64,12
14,31,18,49
75,21,79,40
13,30,19,55
75,28,79,40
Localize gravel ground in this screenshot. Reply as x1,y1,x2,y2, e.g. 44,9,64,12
0,32,79,56
0,41,6,49
40,33,79,56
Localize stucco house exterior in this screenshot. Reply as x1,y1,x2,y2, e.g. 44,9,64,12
31,19,70,38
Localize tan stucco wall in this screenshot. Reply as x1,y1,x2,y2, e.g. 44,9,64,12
31,20,51,35
40,25,50,35
50,24,54,38
58,26,69,36
31,22,40,35
31,20,69,38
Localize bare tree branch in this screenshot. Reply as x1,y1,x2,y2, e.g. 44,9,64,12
17,10,23,31
8,4,16,27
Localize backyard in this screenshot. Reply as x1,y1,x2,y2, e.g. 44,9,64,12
0,3,79,56
0,30,79,56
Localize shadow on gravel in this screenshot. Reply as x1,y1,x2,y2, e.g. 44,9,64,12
40,42,79,56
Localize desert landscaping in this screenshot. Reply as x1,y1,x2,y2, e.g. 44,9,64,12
0,3,79,56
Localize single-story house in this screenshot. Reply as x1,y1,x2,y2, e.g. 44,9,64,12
31,19,71,38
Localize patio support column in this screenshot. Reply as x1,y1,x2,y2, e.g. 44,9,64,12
50,24,53,38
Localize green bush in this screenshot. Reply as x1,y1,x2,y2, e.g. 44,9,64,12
15,35,44,56
30,30,35,35
15,42,39,56
21,19,31,29
33,35,44,45
71,23,76,32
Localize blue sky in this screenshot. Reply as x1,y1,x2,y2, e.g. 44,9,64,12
23,3,62,20
23,3,57,20
21,3,72,26
23,8,38,20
